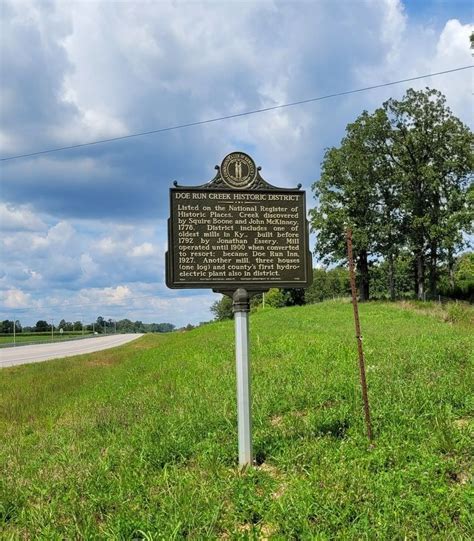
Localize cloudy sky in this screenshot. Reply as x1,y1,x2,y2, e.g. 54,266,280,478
1,0,472,327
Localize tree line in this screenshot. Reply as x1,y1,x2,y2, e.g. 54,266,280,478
211,87,473,320
211,267,351,320
211,251,473,321
0,317,175,334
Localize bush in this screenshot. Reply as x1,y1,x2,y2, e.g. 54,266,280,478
265,288,287,308
210,295,233,321
445,302,473,325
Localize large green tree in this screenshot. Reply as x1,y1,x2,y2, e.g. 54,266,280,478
311,110,390,300
383,88,473,299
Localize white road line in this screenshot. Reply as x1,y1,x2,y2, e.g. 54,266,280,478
0,334,144,368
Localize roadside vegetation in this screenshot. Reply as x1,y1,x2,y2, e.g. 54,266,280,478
0,332,94,346
1,301,472,539
211,260,473,321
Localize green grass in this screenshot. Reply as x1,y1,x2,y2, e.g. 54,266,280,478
0,332,94,345
0,302,473,539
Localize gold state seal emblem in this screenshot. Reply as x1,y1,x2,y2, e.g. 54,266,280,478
220,152,257,189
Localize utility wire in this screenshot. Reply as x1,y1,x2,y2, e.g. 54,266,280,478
1,65,472,162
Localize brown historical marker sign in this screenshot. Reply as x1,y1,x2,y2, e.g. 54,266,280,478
166,152,312,291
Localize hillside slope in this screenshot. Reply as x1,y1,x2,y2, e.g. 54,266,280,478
1,302,473,539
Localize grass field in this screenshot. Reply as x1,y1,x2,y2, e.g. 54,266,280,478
0,302,473,539
0,332,94,345
0,331,94,346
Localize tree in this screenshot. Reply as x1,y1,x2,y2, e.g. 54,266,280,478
1,320,13,333
35,320,50,332
438,251,474,301
264,288,286,308
96,316,105,333
155,323,175,333
282,288,306,306
304,267,350,303
455,252,474,285
210,295,233,321
369,252,414,300
58,319,73,331
383,88,473,299
311,110,390,300
116,319,132,332
73,321,82,331
371,129,405,300
134,321,145,333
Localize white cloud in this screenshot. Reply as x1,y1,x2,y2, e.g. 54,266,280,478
47,221,75,244
0,203,47,232
130,242,155,257
29,220,76,250
98,285,132,305
432,19,474,120
354,16,473,126
96,236,118,255
436,19,473,62
2,288,31,308
80,253,99,277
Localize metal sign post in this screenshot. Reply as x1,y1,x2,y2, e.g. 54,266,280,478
166,152,312,468
233,288,252,466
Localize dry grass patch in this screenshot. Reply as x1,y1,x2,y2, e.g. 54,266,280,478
269,415,283,427
130,342,153,350
85,356,116,367
396,300,474,326
453,418,471,430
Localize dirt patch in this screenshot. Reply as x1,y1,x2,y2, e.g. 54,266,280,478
270,409,310,425
448,469,471,485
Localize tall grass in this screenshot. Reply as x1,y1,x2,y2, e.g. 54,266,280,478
0,302,472,538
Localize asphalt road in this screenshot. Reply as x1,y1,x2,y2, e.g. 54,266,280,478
0,334,144,368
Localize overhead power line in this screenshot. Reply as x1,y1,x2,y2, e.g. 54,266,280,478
1,65,472,163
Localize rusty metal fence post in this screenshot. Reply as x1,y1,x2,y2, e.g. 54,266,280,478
346,229,373,442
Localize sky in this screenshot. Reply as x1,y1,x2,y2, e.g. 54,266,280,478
0,0,473,328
